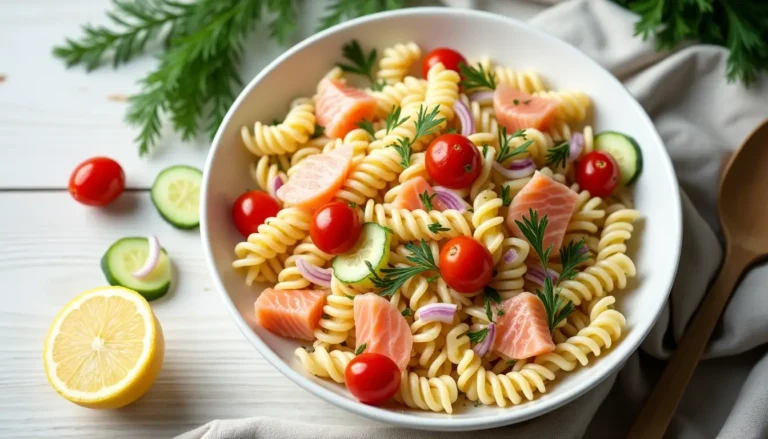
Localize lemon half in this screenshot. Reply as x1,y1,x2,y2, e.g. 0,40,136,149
43,286,164,409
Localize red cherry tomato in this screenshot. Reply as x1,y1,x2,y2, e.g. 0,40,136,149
425,134,482,189
576,151,620,198
422,48,467,78
344,353,401,406
68,157,125,207
310,202,362,255
232,190,281,237
440,236,493,293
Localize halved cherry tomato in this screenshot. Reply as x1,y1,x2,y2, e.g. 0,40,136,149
68,157,125,207
232,190,280,237
576,151,620,198
425,134,481,189
440,236,493,293
344,353,401,406
310,201,361,255
422,48,467,78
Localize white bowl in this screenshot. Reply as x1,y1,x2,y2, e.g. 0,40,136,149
201,7,682,431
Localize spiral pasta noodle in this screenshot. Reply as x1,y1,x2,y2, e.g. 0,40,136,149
274,237,333,290
557,253,637,305
494,67,547,94
377,42,422,85
294,344,354,384
335,147,404,206
472,189,505,263
368,76,428,120
534,90,591,125
233,207,312,284
250,155,288,197
491,237,530,299
364,200,472,243
596,208,641,262
314,275,365,345
417,63,460,150
241,98,316,156
395,372,458,413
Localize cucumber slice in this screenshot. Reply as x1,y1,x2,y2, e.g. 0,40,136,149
101,237,172,301
151,165,203,229
332,223,392,286
594,131,643,186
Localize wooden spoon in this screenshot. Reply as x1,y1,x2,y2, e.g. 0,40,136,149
628,119,768,439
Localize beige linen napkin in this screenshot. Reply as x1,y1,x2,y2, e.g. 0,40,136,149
179,1,768,437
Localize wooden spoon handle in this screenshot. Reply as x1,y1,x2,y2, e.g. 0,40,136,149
628,246,752,439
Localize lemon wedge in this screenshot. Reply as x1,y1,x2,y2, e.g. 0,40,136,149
43,286,164,409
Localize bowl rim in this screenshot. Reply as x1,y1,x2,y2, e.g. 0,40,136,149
200,6,682,431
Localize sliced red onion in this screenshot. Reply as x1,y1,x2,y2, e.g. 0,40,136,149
453,100,475,136
416,303,458,323
569,133,584,162
468,91,494,104
473,323,496,357
268,175,285,199
433,186,470,212
132,235,161,279
296,258,332,287
503,249,518,264
492,159,535,180
525,265,559,286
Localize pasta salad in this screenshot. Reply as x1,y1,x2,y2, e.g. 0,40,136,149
231,41,643,413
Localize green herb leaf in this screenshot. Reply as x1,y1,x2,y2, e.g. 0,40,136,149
345,294,355,300
355,343,367,355
483,286,502,322
458,62,496,91
385,106,409,134
468,327,489,344
506,359,516,366
428,222,450,233
370,239,440,298
559,239,589,281
496,127,533,164
347,201,357,209
445,127,458,134
500,185,512,207
356,119,376,137
390,136,412,169
466,207,474,213
419,190,436,211
413,105,446,141
337,39,377,83
401,308,412,317
482,144,489,158
513,99,519,105
546,141,570,169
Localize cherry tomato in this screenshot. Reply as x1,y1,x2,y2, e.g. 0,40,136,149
232,190,281,237
310,202,362,255
422,48,467,78
576,151,620,198
425,134,482,189
344,353,401,406
68,157,125,207
440,236,493,293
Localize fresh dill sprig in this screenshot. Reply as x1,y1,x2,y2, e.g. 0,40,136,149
483,286,502,322
337,39,377,83
356,119,376,138
468,327,489,343
312,125,325,139
506,359,516,367
515,208,586,331
391,137,412,168
546,141,570,169
367,239,440,298
428,222,450,233
319,0,405,31
401,308,412,317
388,105,444,168
355,343,367,355
458,62,497,91
385,106,409,134
347,201,357,209
500,185,512,207
419,190,436,211
497,127,533,164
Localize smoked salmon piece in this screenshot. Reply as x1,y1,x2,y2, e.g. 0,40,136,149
254,288,327,341
507,171,578,252
353,293,413,371
277,144,354,211
494,83,560,132
493,292,555,359
316,78,377,139
392,176,448,211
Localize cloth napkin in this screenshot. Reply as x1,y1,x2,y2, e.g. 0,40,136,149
179,1,768,438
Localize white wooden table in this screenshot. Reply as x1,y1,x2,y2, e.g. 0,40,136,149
0,1,544,437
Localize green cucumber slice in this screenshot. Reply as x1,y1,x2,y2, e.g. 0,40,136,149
101,237,172,301
593,131,643,186
332,222,392,285
151,165,203,229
